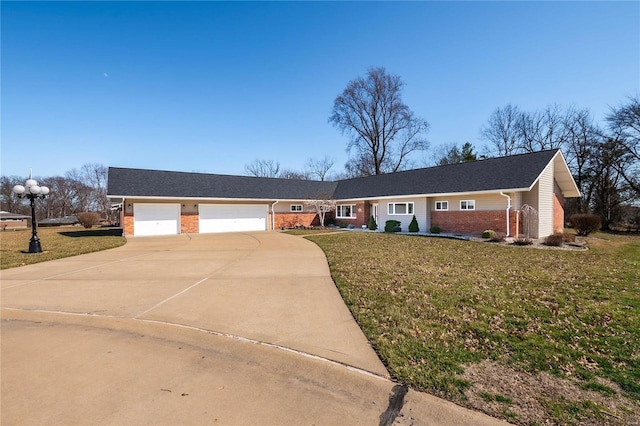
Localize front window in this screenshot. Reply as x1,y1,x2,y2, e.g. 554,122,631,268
460,200,475,210
290,204,303,212
435,201,448,211
336,204,356,218
388,202,414,215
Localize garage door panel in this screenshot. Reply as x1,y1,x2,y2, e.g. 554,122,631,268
134,204,180,236
199,204,267,233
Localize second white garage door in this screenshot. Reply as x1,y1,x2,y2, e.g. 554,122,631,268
199,204,268,233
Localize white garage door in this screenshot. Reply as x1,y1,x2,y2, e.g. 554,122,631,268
133,203,181,236
199,204,268,233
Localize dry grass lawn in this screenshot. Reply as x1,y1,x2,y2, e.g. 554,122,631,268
301,230,640,425
1,226,126,269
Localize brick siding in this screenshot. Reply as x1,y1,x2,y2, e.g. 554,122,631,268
431,210,520,236
553,193,565,234
123,214,134,236
274,212,320,229
181,213,198,234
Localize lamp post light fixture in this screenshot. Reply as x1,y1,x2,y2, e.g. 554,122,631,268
12,171,50,253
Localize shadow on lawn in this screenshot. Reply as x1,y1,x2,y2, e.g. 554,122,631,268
59,228,123,238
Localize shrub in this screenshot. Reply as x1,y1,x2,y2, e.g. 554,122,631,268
408,215,419,232
368,215,378,231
544,233,564,247
513,234,533,245
569,213,601,236
481,230,495,239
76,212,101,229
385,220,401,233
488,232,506,242
562,232,576,243
429,225,441,234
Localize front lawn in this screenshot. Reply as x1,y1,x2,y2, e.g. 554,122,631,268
0,226,126,269
304,231,640,425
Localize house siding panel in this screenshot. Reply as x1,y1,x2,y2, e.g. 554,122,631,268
538,162,555,238
379,198,427,232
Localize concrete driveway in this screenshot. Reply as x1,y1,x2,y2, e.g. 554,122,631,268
1,232,505,425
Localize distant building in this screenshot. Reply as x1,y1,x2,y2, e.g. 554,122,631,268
0,211,30,230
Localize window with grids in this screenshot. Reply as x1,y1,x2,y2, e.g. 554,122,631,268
290,204,303,212
336,204,356,218
460,200,475,210
435,201,448,211
387,202,414,215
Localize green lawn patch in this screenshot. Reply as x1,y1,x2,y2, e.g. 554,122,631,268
1,226,126,269
304,232,640,425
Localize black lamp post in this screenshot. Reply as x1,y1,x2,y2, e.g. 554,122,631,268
12,172,50,253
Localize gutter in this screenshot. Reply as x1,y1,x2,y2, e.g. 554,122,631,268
271,200,279,231
500,192,511,236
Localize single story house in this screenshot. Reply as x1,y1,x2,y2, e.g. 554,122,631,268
107,149,580,238
0,211,30,229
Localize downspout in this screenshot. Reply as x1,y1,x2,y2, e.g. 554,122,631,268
500,192,511,236
271,200,279,231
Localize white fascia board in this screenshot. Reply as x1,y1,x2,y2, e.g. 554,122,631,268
336,188,530,203
108,195,285,203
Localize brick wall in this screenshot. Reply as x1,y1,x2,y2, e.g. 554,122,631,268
123,214,134,236
336,202,369,228
553,193,565,234
274,212,319,229
431,210,520,236
181,213,198,234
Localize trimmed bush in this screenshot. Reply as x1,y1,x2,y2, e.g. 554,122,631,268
544,233,564,247
408,215,419,232
385,220,401,233
562,232,576,243
76,212,101,229
429,225,441,234
569,213,601,236
488,232,506,242
368,215,378,231
481,230,495,239
513,234,533,245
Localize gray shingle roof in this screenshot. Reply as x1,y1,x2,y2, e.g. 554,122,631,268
107,168,337,200
333,150,559,199
108,150,561,201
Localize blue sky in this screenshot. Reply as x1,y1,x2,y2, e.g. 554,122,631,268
2,1,638,179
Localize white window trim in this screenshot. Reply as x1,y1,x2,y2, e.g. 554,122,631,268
336,204,356,219
387,202,414,215
435,201,449,211
460,200,476,211
290,204,303,212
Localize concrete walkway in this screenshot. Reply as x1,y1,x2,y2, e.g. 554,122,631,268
1,232,506,425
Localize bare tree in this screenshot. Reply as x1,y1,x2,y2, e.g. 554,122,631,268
518,104,571,153
244,159,281,178
304,194,336,227
329,67,430,176
0,176,27,214
563,108,602,213
480,104,522,157
279,169,309,180
606,95,640,197
305,156,335,181
81,163,110,218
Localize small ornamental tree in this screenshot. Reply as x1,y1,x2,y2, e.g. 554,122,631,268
408,215,419,232
368,215,377,230
304,194,336,227
76,212,101,229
